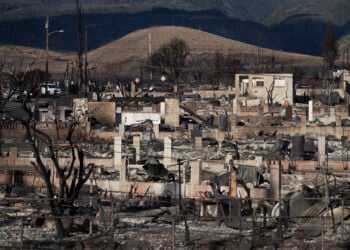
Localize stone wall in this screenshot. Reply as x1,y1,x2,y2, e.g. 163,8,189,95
88,102,115,125
0,121,87,140
234,159,348,171
187,90,235,98
0,155,114,171
91,131,118,142
231,122,350,140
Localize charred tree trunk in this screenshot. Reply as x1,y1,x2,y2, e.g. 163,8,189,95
22,120,94,238
266,78,276,106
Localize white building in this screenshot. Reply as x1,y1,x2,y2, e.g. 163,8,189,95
235,73,294,105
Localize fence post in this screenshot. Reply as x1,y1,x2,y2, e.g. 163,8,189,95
20,217,24,250
341,198,344,240
172,216,175,250
321,216,324,250
229,197,231,222
111,194,114,243
89,178,93,235
239,199,242,236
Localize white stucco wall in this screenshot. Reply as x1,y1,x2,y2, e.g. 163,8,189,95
122,112,161,125
235,73,294,105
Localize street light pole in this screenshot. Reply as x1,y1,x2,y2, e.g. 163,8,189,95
45,16,49,94
45,16,64,95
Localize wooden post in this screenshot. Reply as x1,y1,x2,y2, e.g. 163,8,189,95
20,217,24,250
263,206,267,228
239,200,242,236
178,159,182,215
89,178,93,235
172,217,175,249
341,198,345,240
278,163,282,241
111,192,114,241
321,216,324,250
229,197,231,223
230,171,237,198
184,217,190,245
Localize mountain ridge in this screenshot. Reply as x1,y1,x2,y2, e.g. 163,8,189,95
0,0,291,24
1,0,349,26
0,2,350,56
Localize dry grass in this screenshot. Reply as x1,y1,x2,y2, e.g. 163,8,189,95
1,26,323,75
0,45,75,74
88,26,323,72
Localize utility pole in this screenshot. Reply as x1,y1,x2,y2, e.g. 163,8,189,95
45,16,49,95
89,177,93,235
178,158,182,214
347,44,349,69
176,158,190,246
84,27,88,96
45,16,64,95
76,0,84,96
64,61,69,90
140,62,143,91
278,162,282,240
148,32,152,81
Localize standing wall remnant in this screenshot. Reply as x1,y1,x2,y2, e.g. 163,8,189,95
130,81,135,98
190,159,202,185
88,102,116,124
291,135,305,160
164,136,172,165
165,98,179,127
120,159,127,182
308,100,313,122
153,124,159,138
195,137,202,152
133,135,141,162
230,171,237,198
114,137,122,169
270,163,281,200
118,124,124,139
72,98,88,123
318,136,326,165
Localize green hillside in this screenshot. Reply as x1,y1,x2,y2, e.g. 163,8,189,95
265,0,350,26
1,0,349,26
338,35,350,55
0,0,301,24
1,0,349,56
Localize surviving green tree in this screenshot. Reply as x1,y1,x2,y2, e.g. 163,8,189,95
150,38,190,84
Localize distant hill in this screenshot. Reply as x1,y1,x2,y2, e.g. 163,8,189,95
0,9,282,52
88,26,322,71
0,45,74,75
0,26,322,76
0,7,344,56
